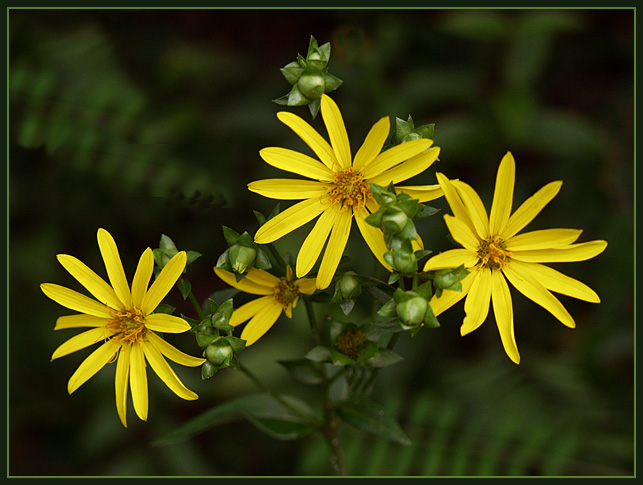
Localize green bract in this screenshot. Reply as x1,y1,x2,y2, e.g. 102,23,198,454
216,226,271,281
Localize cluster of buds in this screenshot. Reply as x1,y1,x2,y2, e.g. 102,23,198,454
329,271,363,315
216,226,271,281
189,299,246,379
273,36,343,118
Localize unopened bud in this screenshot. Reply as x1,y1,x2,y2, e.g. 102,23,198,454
298,71,326,99
205,343,233,367
338,272,362,300
396,295,428,326
381,207,409,234
228,245,256,274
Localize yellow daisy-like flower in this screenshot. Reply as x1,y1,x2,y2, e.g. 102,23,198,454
424,152,607,364
250,94,442,289
214,266,317,346
41,228,206,427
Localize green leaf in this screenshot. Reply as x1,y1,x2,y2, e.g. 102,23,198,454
153,393,320,446
305,345,332,363
278,358,324,385
337,396,412,446
366,349,404,368
153,303,176,315
185,250,202,265
159,234,178,253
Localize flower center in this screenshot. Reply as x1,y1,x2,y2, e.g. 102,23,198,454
336,329,367,359
106,307,147,344
477,236,509,270
274,280,300,307
326,168,372,211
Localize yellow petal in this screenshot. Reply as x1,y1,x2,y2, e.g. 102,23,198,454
423,249,478,272
503,181,562,239
129,343,148,421
435,173,476,235
509,260,600,303
353,117,390,171
141,340,198,401
54,314,108,330
461,269,492,336
362,138,433,179
321,95,351,169
254,198,326,244
367,146,440,185
56,254,124,310
316,209,352,289
131,248,154,309
67,340,120,394
41,283,112,318
230,296,275,327
296,207,337,278
215,268,275,296
51,327,111,361
259,147,334,181
248,178,330,200
396,184,444,203
284,304,293,318
146,331,205,367
277,110,338,170
503,263,575,328
444,214,479,251
97,228,132,308
296,278,318,295
490,271,520,364
141,251,186,315
355,208,391,271
489,152,516,236
505,228,582,251
451,180,490,240
429,271,475,317
144,313,191,333
244,268,282,287
115,344,131,428
239,298,284,346
510,240,607,263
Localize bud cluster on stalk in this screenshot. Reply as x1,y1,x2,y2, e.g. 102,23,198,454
273,35,343,118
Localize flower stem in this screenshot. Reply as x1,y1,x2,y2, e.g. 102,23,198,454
187,290,205,321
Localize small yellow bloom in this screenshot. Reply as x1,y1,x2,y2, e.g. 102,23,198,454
214,266,316,346
41,228,205,427
250,94,442,289
424,152,607,364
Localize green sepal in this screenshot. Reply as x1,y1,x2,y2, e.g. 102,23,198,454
287,83,311,106
305,345,332,363
396,115,415,143
254,247,272,270
367,349,404,368
322,72,342,92
330,349,355,366
280,61,304,85
153,303,176,315
377,299,398,318
177,278,192,300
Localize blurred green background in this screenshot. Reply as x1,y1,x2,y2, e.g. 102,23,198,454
9,8,633,476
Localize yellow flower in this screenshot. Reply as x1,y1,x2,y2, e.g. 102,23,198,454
214,266,317,346
250,94,442,289
41,228,205,427
424,152,607,364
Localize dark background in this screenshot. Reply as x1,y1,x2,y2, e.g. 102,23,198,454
9,8,634,476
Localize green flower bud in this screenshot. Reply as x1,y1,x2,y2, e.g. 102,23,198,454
396,295,428,326
385,249,417,274
202,360,218,379
434,269,458,289
196,323,216,335
381,206,409,234
298,71,326,99
338,272,362,300
205,343,234,367
228,245,257,274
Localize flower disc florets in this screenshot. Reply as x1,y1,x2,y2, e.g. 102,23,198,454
477,236,509,270
335,328,368,359
274,280,300,307
327,168,372,211
106,308,146,344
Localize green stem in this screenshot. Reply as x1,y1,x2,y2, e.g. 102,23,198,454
187,290,205,321
304,296,322,345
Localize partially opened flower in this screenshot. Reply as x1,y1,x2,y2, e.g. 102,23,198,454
214,266,316,345
249,94,442,289
424,152,607,364
41,228,205,427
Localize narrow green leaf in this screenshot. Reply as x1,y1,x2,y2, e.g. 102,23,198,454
337,396,411,446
